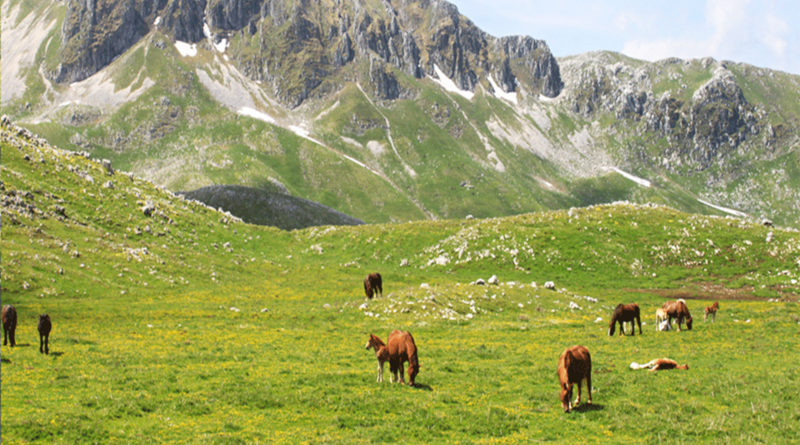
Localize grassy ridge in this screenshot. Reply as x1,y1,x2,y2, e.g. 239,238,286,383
2,122,800,443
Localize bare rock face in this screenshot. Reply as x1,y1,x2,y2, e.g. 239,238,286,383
55,0,151,83
51,0,563,107
560,54,759,172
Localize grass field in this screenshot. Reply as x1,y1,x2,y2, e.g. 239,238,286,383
2,122,800,443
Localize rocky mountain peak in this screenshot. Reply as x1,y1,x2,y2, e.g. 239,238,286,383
52,0,563,106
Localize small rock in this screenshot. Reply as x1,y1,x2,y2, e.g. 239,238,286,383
260,308,269,313
487,275,499,285
544,281,556,290
323,303,332,309
594,317,603,323
474,278,486,285
229,307,240,312
420,283,430,289
400,258,409,267
766,231,773,243
569,302,581,310
142,201,155,217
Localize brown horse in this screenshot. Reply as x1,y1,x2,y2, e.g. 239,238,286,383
662,300,693,331
558,345,592,412
387,330,419,386
364,272,383,299
608,303,642,336
704,301,719,322
630,358,689,372
365,330,419,385
365,333,390,382
38,314,51,354
2,305,17,347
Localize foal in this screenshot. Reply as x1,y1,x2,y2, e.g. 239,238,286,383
704,301,719,322
655,308,671,331
630,358,689,372
365,333,390,382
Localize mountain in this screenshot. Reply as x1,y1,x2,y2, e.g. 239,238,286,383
2,0,799,225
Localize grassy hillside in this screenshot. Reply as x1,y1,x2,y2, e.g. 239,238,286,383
2,121,800,443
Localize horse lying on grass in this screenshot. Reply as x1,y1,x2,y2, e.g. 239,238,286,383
365,330,419,386
608,303,642,336
630,358,689,372
558,345,592,412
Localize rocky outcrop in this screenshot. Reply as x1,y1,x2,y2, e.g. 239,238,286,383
560,54,759,171
56,0,151,83
52,0,563,106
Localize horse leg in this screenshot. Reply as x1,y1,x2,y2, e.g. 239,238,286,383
39,333,43,353
45,334,49,354
575,379,582,406
377,360,384,382
399,362,405,384
2,327,6,346
637,315,642,335
586,373,592,404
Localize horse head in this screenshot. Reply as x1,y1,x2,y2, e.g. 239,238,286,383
560,382,573,412
686,316,693,330
408,362,420,386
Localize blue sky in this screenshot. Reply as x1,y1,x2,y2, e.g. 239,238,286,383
450,0,800,74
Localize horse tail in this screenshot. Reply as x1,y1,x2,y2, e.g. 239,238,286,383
608,315,616,336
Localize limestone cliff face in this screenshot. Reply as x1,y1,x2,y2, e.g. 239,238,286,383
560,53,759,171
53,0,563,106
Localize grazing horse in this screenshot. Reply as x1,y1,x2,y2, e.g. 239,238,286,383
662,300,693,331
363,272,383,299
608,303,642,336
2,305,17,347
655,308,671,331
704,301,719,322
630,358,689,372
558,345,592,412
365,330,419,385
38,314,51,354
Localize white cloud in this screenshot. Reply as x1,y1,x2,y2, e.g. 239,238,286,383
760,14,788,56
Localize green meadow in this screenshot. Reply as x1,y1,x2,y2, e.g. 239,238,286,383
2,122,800,443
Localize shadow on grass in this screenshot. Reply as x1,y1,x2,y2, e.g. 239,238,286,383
10,343,32,347
49,351,65,357
1,357,10,363
411,383,433,391
572,403,604,413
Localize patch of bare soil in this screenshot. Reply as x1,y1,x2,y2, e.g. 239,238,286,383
628,283,798,302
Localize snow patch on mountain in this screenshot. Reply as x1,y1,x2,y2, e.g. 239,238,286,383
430,64,474,100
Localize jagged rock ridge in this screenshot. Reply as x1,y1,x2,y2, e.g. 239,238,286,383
53,0,562,106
